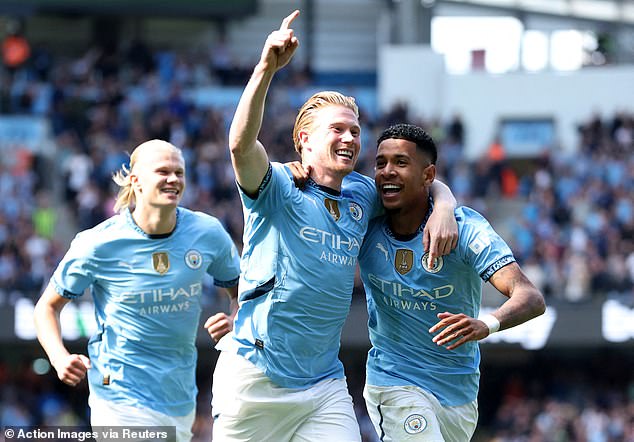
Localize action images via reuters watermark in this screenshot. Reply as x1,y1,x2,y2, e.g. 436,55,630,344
2,426,176,442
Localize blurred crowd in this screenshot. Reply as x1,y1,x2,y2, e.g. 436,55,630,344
0,35,632,440
484,355,634,442
504,114,633,304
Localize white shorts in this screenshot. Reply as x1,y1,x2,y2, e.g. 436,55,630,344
211,350,361,441
363,384,478,442
88,394,195,442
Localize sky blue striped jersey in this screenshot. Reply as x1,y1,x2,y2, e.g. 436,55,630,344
359,205,515,406
51,207,240,416
217,162,379,388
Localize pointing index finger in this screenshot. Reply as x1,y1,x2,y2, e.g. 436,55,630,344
280,10,300,30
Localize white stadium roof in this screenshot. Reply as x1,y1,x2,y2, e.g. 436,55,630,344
442,0,634,25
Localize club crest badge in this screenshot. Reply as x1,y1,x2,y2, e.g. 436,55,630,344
324,198,341,221
395,249,414,275
185,249,203,269
152,252,170,275
404,414,427,434
421,252,444,273
349,202,363,221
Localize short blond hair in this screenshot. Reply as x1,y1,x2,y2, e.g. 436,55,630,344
292,91,359,156
112,140,183,213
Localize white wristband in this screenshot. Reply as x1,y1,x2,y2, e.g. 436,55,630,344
481,314,500,334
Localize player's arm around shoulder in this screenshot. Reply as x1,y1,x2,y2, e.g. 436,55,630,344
34,283,91,386
425,179,459,266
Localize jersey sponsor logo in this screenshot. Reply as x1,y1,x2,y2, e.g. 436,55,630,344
299,227,361,251
185,249,203,269
324,198,341,221
349,202,363,221
382,296,438,311
152,252,170,275
115,283,203,304
319,251,356,266
421,253,443,273
395,249,413,275
404,414,427,434
368,274,454,302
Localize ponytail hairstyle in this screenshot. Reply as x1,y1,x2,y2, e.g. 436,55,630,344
112,160,134,213
292,91,359,157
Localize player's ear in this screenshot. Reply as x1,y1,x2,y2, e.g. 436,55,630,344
298,130,310,152
423,164,436,186
130,173,141,191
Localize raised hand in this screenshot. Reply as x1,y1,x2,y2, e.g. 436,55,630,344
259,10,300,72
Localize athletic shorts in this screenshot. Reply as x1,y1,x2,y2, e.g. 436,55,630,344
211,350,361,441
363,384,478,442
88,394,195,442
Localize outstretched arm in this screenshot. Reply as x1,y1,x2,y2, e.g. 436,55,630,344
429,262,545,350
424,179,458,266
229,10,300,195
34,284,91,386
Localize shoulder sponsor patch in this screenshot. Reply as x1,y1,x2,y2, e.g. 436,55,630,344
468,234,491,254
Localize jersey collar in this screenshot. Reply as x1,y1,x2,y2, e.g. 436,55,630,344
125,207,180,239
385,197,434,242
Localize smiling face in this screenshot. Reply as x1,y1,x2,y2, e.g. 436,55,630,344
299,104,361,187
375,137,435,213
130,141,186,211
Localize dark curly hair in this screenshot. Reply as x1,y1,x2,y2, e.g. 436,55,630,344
377,123,437,164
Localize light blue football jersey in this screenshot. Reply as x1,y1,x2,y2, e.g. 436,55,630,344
217,162,379,388
359,205,515,406
51,207,240,416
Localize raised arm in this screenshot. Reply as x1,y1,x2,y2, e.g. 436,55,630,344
33,284,91,386
228,10,300,194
